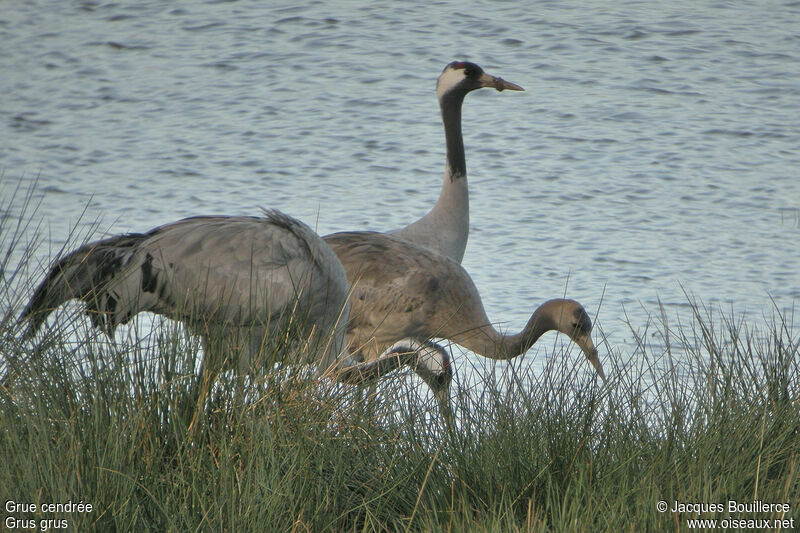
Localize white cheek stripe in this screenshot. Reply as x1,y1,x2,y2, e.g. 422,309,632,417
436,68,465,99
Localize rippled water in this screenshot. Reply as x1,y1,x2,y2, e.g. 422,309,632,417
2,1,799,377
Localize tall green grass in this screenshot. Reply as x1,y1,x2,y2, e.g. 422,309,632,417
1,190,798,531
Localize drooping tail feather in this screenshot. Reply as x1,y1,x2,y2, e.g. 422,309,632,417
19,232,147,340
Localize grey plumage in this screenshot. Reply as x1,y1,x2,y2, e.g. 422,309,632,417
18,210,454,413
324,231,606,382
389,61,523,263
331,61,523,383
20,211,349,374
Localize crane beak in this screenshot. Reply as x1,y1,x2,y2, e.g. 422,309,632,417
478,72,524,92
576,334,606,383
434,387,455,427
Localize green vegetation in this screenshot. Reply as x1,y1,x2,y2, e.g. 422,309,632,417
1,193,797,531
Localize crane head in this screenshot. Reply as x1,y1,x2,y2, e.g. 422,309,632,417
437,61,524,100
548,299,606,383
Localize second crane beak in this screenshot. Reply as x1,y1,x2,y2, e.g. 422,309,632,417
577,334,606,384
479,73,525,92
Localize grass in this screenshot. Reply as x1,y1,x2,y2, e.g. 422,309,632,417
1,190,798,531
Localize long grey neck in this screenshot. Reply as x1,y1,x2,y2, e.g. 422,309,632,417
388,90,470,263
452,305,557,360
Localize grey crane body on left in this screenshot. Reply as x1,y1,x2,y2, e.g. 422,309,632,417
17,210,453,418
20,212,348,374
